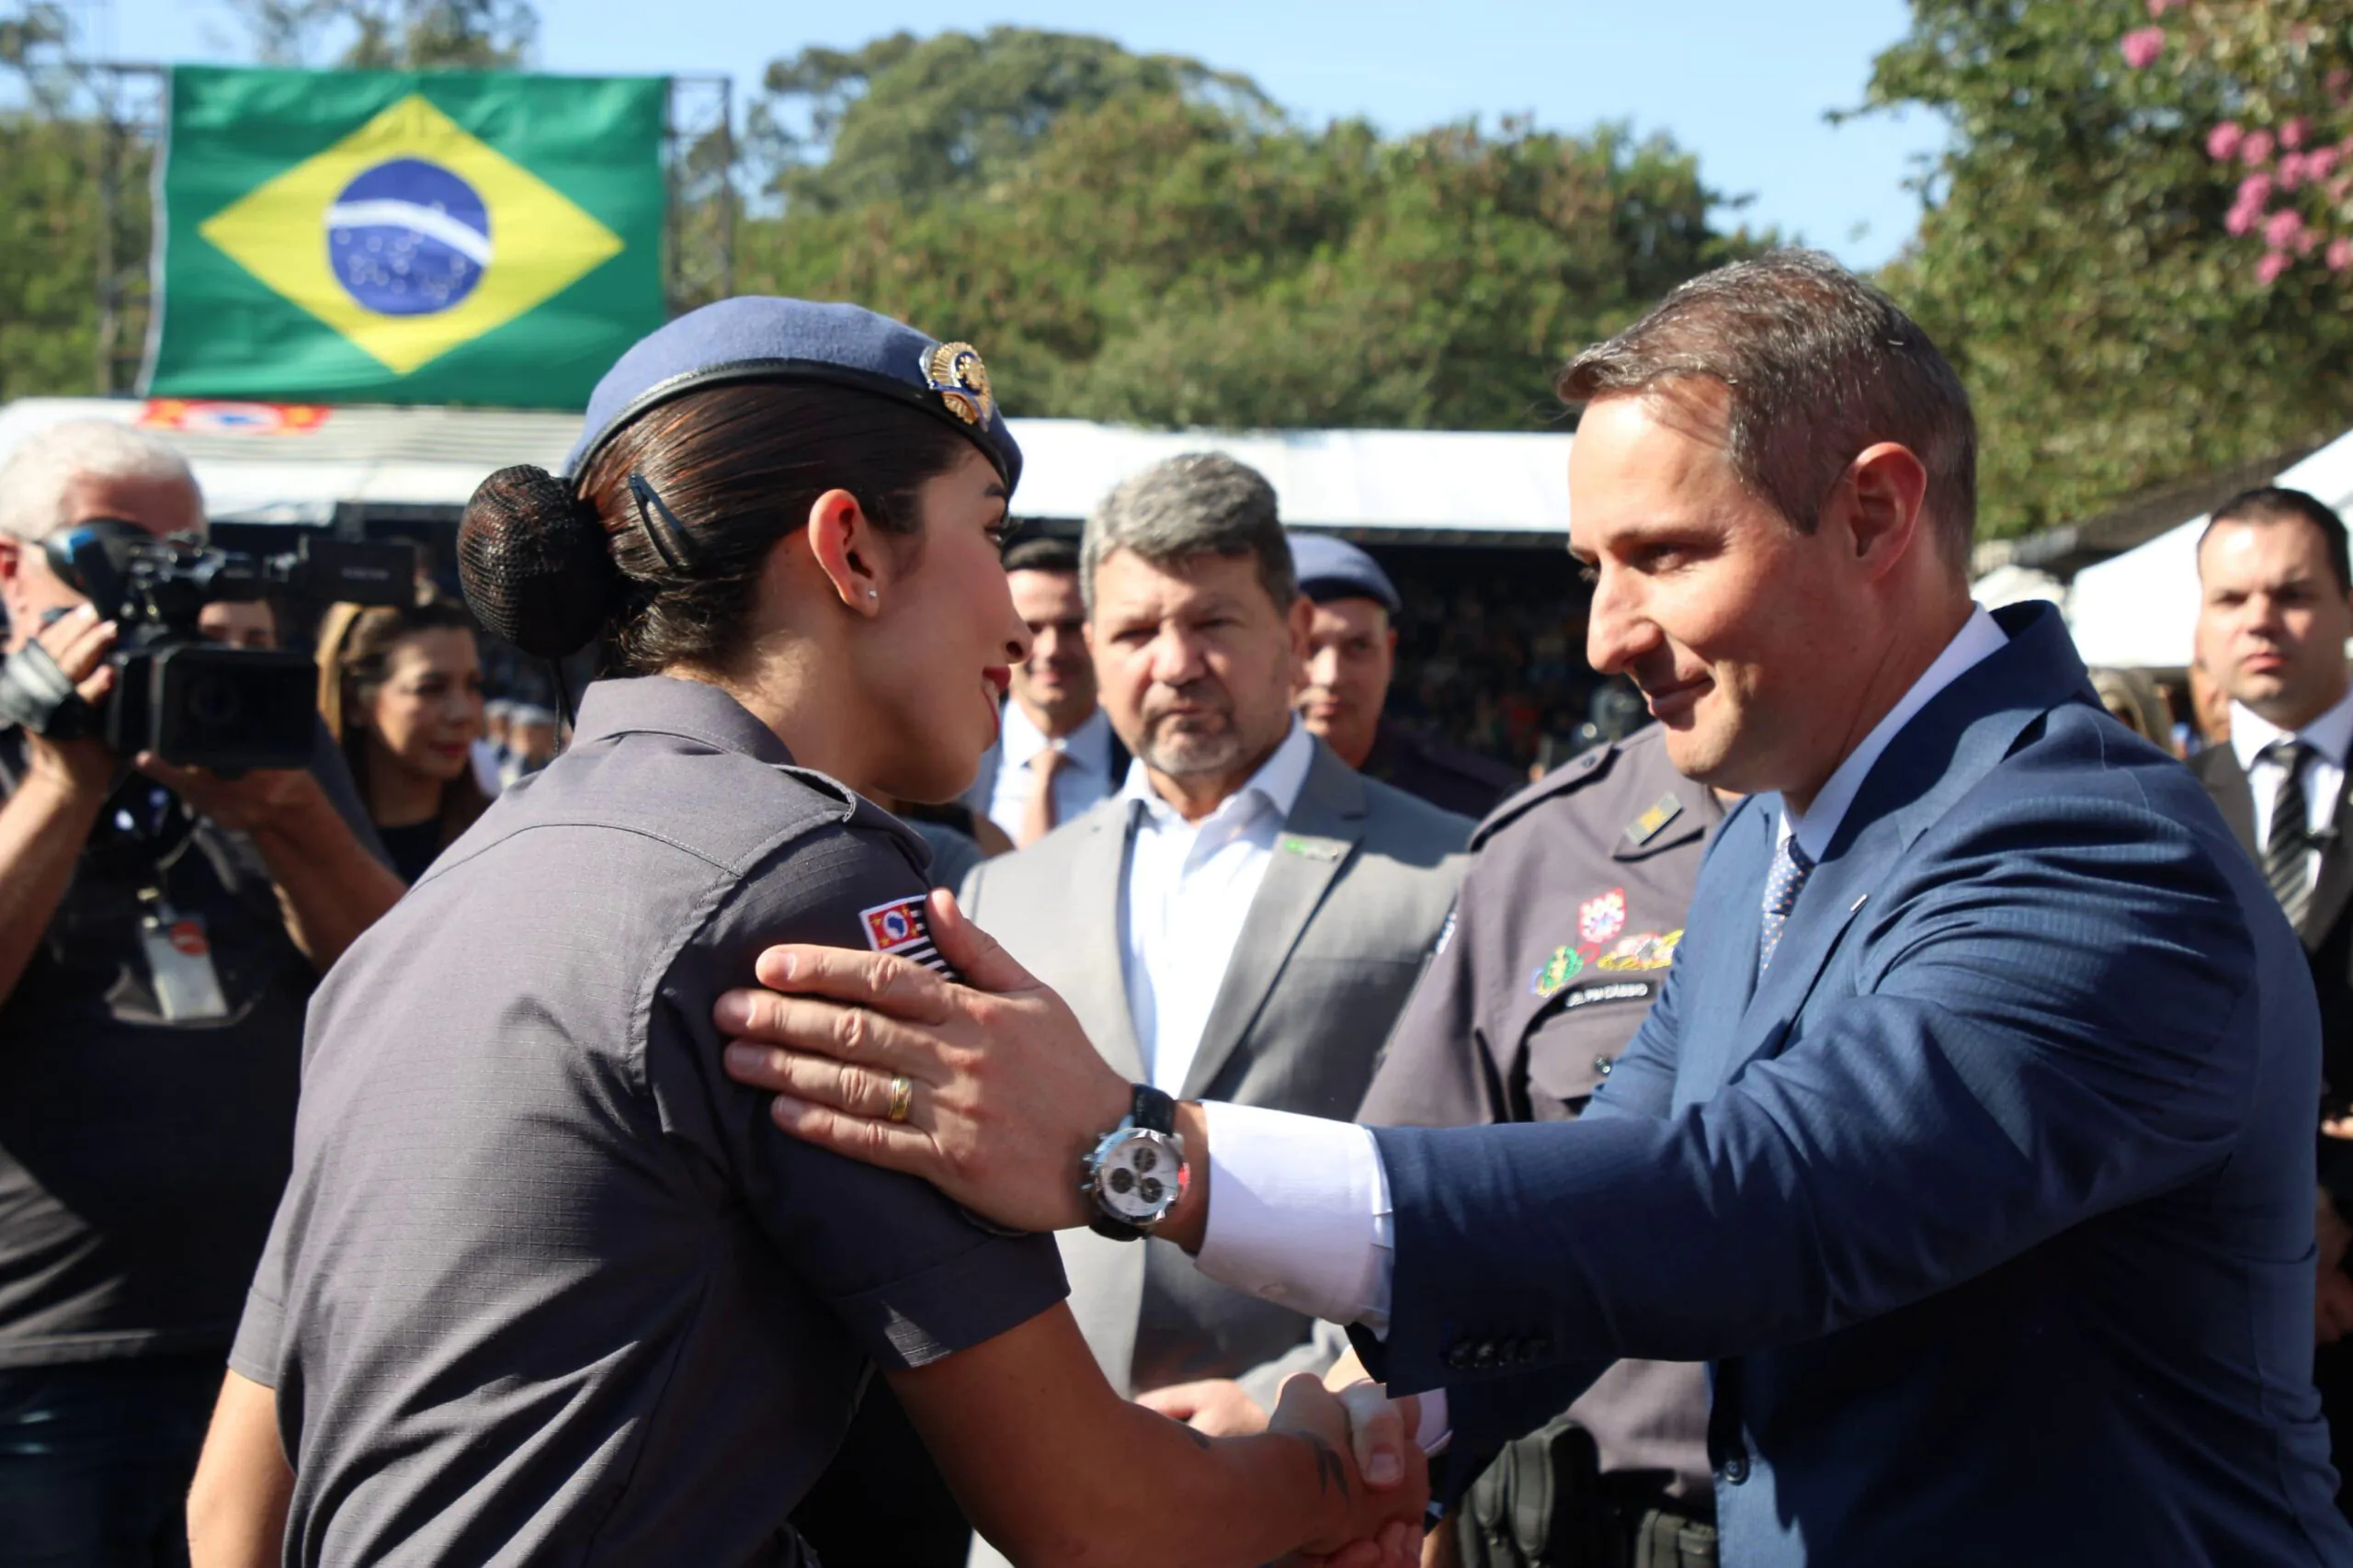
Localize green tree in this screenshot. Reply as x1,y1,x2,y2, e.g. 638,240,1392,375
1862,0,2353,540
743,31,1767,431
752,26,1275,212
230,0,538,70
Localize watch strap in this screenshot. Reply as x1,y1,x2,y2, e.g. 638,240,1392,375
1130,1082,1176,1135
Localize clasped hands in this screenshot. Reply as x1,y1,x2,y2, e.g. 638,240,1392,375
712,887,1432,1565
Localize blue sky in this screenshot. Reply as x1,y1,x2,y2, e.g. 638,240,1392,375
97,0,1948,269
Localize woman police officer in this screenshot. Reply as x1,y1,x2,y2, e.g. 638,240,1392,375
184,300,1424,1568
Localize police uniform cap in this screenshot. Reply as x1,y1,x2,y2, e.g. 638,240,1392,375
1288,531,1401,615
565,297,1020,489
460,298,1021,662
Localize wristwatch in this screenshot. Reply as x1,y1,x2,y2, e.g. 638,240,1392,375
1081,1084,1188,1241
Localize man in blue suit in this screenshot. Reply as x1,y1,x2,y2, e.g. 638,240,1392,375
712,252,2351,1565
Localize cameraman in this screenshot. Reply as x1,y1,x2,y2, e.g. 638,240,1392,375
0,422,402,1567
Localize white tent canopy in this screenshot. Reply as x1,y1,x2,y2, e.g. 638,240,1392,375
2063,427,2353,667
0,398,1575,538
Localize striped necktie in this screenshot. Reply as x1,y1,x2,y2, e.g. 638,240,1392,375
2264,737,2315,930
1758,832,1814,974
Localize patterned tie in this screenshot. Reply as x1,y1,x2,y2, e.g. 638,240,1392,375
1018,745,1069,848
1758,831,1814,975
2265,737,2314,930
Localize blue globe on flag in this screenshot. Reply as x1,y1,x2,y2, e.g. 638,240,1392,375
325,157,492,317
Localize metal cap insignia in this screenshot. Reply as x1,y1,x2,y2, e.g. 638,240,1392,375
923,341,995,426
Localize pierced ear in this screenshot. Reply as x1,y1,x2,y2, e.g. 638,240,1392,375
802,488,884,614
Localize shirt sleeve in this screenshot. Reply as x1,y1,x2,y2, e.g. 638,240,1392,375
227,1198,294,1389
646,823,1068,1371
1194,1102,1454,1449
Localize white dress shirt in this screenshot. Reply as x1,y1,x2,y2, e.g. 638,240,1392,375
2229,687,2353,890
985,703,1119,843
1194,607,2009,1448
1120,719,1316,1095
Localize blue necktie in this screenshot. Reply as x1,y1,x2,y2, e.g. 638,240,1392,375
1758,832,1814,974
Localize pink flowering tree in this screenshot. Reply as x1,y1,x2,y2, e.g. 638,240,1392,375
2122,0,2353,284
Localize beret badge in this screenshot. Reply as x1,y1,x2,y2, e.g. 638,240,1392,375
922,341,995,427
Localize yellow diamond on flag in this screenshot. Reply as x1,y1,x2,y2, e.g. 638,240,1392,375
199,93,625,376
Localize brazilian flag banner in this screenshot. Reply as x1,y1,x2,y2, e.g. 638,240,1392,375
143,66,667,409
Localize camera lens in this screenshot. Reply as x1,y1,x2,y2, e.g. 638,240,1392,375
186,670,242,727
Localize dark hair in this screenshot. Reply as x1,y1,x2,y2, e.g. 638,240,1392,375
1081,451,1294,614
315,591,492,854
1557,249,1979,574
457,381,973,675
1002,533,1080,574
2200,485,2353,595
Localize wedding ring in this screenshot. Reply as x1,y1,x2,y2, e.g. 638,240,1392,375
886,1074,914,1124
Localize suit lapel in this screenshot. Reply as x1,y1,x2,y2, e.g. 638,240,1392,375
2199,748,2258,858
2305,769,2353,948
1178,745,1367,1101
1073,801,1149,1082
1714,604,2079,1085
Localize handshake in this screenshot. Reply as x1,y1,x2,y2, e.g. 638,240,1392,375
1230,1359,1430,1568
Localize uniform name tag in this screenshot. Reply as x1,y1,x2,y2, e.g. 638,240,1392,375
1559,979,1655,1012
139,904,231,1023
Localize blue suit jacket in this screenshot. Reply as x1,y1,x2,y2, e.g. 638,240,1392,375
1359,604,2351,1565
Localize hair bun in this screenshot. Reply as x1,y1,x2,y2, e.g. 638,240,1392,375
459,465,620,659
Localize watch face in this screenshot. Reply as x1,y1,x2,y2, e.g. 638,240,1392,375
1095,1129,1185,1223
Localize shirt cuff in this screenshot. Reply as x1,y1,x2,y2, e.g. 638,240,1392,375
1194,1102,1393,1332
1416,1389,1451,1455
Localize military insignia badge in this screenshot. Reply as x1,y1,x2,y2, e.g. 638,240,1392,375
859,895,952,978
922,341,995,426
1597,928,1684,972
1579,888,1627,946
1530,944,1586,997
1624,793,1685,848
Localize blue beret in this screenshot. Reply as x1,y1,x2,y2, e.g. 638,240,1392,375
563,297,1021,491
1287,530,1401,614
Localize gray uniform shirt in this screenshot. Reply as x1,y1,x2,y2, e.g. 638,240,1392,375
233,676,1066,1567
1359,723,1720,1503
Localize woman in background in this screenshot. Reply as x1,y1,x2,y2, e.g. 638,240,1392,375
315,595,491,883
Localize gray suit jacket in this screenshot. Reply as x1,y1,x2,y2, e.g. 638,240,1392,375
959,738,1470,1404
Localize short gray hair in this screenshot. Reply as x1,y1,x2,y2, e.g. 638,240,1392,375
1558,248,1977,574
1080,451,1296,613
0,420,201,542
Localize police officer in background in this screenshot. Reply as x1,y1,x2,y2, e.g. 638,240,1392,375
1358,720,1723,1568
1290,532,1520,818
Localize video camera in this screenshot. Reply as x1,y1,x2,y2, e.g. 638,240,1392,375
40,521,413,771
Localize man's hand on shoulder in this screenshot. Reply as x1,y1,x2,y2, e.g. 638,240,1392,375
716,889,1135,1233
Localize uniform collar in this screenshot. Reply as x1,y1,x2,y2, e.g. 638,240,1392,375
570,676,795,767
2231,682,2353,773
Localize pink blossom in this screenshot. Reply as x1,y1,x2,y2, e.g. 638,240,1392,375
2329,237,2353,272
2147,0,2182,14
2238,173,2276,210
2209,121,2245,161
2311,147,2343,182
2284,118,2312,150
2244,130,2278,166
2268,208,2309,249
2280,153,2309,188
2120,27,2166,69
2227,202,2260,236
2257,250,2293,286
2331,67,2353,106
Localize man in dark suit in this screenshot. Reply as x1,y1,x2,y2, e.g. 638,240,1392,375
713,253,2350,1565
2188,483,2353,1519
